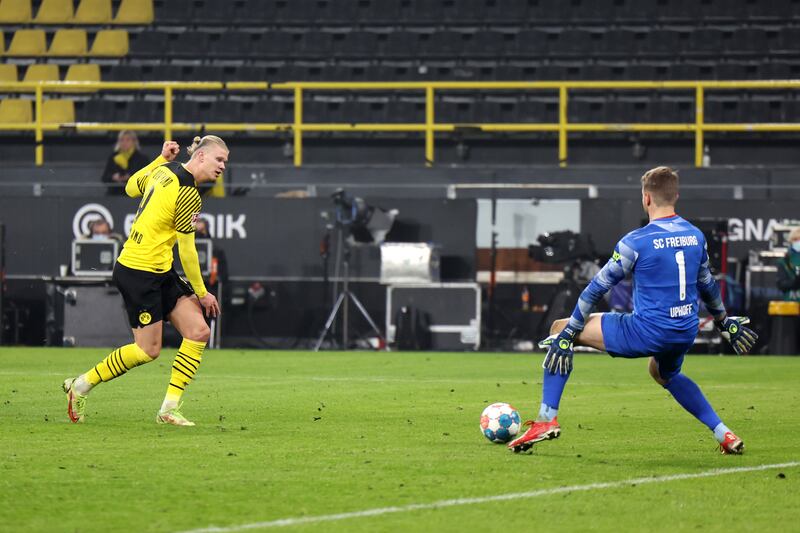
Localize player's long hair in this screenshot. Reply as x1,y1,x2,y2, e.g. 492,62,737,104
187,135,228,158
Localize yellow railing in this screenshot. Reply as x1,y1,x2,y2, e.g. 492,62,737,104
1,80,799,167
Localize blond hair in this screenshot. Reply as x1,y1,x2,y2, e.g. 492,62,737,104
641,166,679,206
187,135,228,158
114,130,140,152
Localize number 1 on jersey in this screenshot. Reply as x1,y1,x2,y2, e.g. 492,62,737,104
675,250,686,301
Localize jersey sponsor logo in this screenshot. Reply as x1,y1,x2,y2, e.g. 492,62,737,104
611,251,621,261
138,311,152,325
652,235,699,249
73,203,115,239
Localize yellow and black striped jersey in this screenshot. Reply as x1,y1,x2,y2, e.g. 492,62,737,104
117,160,202,274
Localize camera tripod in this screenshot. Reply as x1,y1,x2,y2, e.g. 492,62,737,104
313,226,384,351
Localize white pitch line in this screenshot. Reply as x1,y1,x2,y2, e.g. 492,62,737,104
177,461,799,533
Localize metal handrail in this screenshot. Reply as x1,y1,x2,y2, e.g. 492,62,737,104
2,79,799,167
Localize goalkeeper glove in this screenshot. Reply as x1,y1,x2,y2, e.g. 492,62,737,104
715,316,758,355
541,326,578,375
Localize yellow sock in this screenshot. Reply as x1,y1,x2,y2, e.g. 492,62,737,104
164,339,206,405
86,343,153,386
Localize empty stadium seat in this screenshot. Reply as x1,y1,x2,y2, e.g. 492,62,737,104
464,31,512,59
0,0,31,23
383,31,421,59
74,0,112,23
251,31,303,59
48,29,88,57
514,29,553,58
74,98,114,122
114,0,154,24
128,31,166,57
0,64,18,82
65,63,101,82
0,98,32,123
330,31,381,59
0,30,4,55
42,98,75,123
168,31,210,58
212,32,255,59
33,0,73,23
153,0,191,24
23,64,60,82
6,29,47,56
89,30,129,56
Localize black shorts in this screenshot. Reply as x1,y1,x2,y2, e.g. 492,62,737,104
112,262,195,328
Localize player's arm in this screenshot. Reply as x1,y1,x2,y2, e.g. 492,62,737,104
543,240,635,375
177,232,220,317
566,241,635,332
697,241,758,354
176,231,208,298
124,141,180,198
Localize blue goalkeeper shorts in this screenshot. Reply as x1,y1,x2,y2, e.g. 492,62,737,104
601,312,695,380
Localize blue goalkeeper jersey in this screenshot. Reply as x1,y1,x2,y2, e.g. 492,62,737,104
567,214,724,341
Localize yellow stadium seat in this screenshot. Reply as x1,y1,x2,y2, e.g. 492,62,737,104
23,64,60,82
74,0,111,23
42,99,75,123
6,29,47,56
0,0,32,24
0,64,19,82
113,0,153,24
48,29,88,56
33,0,73,23
65,63,100,82
89,30,129,56
0,30,4,54
62,63,100,92
0,98,33,123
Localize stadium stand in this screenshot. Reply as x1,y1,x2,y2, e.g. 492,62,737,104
0,0,799,164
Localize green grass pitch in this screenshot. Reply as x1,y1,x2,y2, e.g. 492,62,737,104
1,347,798,532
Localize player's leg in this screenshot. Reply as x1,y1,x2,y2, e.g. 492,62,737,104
157,291,210,426
540,313,605,419
63,265,162,423
509,313,606,452
649,356,743,454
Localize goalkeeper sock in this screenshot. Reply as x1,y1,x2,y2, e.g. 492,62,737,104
81,343,154,392
539,368,570,421
161,339,206,412
664,373,722,431
538,403,558,422
712,422,733,443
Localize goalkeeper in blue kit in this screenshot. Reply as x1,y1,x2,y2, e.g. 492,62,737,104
509,166,757,455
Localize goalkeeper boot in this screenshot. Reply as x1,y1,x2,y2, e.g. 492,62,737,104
507,417,560,453
62,378,87,424
719,431,744,455
156,403,196,427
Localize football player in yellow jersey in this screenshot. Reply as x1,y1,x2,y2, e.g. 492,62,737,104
62,135,229,426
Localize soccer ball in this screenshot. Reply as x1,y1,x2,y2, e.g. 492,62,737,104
480,402,521,443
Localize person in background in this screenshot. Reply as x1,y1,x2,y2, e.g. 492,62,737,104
777,227,800,301
101,130,149,196
84,218,123,244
